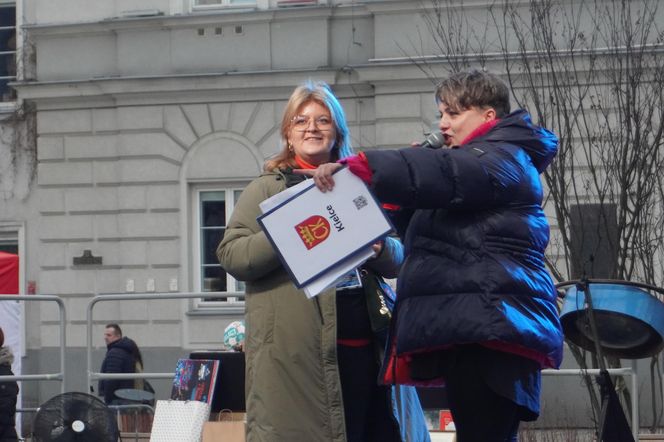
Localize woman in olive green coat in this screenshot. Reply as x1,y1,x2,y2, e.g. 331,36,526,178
217,81,409,442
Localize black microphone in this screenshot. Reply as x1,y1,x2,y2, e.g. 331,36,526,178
420,131,444,149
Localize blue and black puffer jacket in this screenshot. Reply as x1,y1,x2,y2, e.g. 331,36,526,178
364,109,564,385
0,347,18,442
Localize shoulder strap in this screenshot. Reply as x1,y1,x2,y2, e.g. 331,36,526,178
278,167,308,188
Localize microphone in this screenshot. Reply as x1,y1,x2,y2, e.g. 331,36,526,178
420,131,444,149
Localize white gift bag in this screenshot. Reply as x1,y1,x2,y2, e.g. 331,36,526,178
149,400,211,442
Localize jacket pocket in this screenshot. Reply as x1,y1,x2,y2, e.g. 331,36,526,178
245,292,275,345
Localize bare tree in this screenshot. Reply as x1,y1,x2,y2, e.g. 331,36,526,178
413,0,664,433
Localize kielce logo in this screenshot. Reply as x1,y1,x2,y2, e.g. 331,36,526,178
295,205,345,250
295,215,330,250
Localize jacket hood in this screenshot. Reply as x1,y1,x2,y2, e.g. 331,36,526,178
481,109,558,173
264,167,308,188
0,346,14,365
108,336,134,352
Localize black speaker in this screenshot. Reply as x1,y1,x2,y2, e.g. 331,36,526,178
569,203,618,279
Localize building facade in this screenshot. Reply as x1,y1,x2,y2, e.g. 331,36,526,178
1,0,662,432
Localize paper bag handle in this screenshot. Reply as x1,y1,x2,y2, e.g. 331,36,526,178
217,408,235,422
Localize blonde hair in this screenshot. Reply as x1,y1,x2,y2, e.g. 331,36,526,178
264,80,353,171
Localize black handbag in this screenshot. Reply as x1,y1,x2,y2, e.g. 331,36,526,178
360,268,396,341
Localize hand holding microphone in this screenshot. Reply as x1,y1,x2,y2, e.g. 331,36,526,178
419,131,444,149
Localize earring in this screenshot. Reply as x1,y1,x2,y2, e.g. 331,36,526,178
288,142,293,152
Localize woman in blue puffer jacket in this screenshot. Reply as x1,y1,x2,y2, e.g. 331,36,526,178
299,69,564,442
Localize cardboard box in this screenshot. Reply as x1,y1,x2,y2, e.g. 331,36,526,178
429,431,457,442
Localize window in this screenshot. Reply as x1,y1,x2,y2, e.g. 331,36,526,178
276,0,317,7
196,188,245,302
0,1,15,102
0,230,17,254
193,0,255,9
0,223,23,295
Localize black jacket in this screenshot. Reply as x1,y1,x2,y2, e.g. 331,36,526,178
99,337,136,404
0,347,18,442
364,110,564,386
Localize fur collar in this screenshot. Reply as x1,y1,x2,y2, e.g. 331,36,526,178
0,346,14,365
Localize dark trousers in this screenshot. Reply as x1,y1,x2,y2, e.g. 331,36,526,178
337,344,401,442
442,347,521,442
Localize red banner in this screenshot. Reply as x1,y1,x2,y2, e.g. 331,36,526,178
0,251,18,294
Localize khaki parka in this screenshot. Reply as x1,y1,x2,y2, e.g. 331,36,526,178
217,169,402,442
219,170,341,442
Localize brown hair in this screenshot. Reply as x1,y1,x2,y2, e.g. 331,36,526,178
105,323,122,337
264,80,354,171
435,69,511,118
0,326,4,347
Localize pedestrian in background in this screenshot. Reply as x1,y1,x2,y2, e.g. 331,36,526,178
0,326,18,442
98,323,142,405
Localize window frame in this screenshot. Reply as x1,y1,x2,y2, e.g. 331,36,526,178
0,0,16,108
191,183,247,309
0,220,25,356
0,222,23,292
191,0,257,12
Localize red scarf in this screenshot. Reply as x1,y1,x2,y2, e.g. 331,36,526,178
294,155,318,170
460,118,500,145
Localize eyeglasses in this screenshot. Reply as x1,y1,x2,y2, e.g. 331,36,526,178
291,115,334,131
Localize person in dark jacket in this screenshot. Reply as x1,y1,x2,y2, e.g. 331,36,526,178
0,326,18,442
299,69,564,441
98,323,139,404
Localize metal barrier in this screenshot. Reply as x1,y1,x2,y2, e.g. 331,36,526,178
542,364,639,441
553,278,664,441
108,403,155,442
0,295,67,393
86,292,244,395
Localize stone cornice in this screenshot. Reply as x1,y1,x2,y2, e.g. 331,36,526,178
12,67,379,109
23,3,375,37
